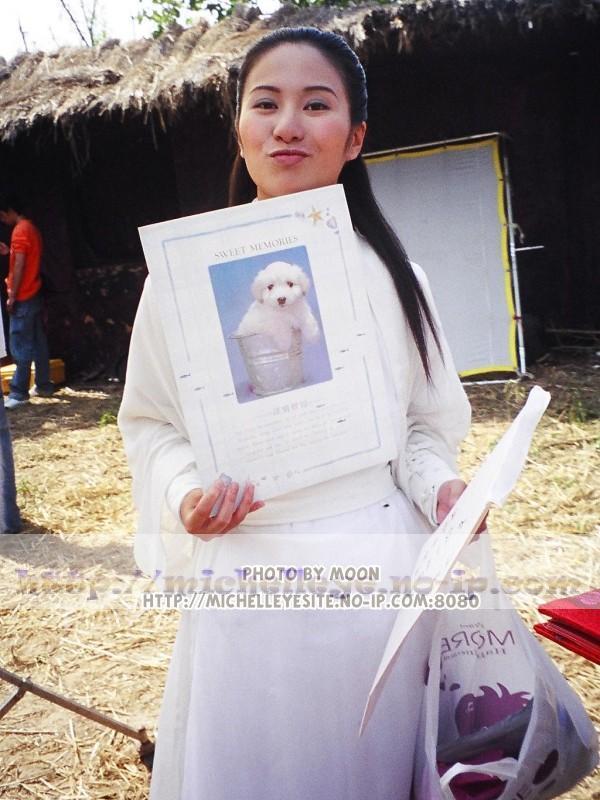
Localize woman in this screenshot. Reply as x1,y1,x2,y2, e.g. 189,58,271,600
119,27,472,800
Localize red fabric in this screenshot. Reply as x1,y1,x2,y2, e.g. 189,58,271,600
536,588,600,664
6,218,43,301
538,589,600,640
534,622,600,664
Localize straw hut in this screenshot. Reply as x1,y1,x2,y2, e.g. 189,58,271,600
0,0,598,376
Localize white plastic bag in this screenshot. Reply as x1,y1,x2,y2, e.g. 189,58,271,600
412,536,599,800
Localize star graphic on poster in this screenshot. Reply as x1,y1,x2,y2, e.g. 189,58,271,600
307,207,323,225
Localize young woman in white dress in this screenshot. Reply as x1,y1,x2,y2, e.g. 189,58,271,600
119,27,473,800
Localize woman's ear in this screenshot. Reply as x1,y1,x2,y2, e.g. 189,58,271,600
346,121,367,162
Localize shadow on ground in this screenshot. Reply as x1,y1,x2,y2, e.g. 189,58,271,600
0,526,138,578
4,383,123,442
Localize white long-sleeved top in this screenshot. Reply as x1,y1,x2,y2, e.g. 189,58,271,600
118,233,471,578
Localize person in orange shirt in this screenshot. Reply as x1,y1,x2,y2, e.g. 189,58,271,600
0,194,53,409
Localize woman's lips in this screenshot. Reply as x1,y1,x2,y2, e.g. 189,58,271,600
270,150,308,166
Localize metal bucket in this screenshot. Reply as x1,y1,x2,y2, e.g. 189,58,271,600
232,329,304,396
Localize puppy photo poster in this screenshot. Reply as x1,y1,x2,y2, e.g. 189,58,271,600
209,244,331,403
138,184,396,500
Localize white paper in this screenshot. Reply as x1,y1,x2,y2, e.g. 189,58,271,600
359,385,551,734
138,185,397,500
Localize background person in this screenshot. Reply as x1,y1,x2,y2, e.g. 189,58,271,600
0,194,54,409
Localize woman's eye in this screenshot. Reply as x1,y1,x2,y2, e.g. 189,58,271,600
287,281,294,288
305,101,328,111
254,100,277,110
267,284,274,291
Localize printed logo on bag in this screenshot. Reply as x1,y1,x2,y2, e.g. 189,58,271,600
513,750,560,798
441,621,517,660
454,683,531,735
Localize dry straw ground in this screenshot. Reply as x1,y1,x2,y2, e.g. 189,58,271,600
0,357,598,799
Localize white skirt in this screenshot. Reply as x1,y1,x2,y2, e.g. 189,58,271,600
149,489,435,800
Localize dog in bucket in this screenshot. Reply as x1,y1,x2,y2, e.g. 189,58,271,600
235,260,320,351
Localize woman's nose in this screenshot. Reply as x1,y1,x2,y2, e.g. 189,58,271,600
272,107,304,142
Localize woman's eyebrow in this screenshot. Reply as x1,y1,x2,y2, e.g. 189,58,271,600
249,84,280,94
248,84,338,97
304,85,338,97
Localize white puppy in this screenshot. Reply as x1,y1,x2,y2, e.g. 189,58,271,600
235,261,320,351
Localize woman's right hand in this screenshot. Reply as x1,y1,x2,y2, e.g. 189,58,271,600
180,479,264,541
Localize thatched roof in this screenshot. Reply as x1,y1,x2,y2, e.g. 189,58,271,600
0,0,598,144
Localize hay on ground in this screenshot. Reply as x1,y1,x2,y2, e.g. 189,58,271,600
0,359,598,798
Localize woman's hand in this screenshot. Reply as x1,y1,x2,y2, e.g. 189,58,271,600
180,479,265,541
436,478,488,532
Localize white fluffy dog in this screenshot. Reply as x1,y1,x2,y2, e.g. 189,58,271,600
235,261,320,351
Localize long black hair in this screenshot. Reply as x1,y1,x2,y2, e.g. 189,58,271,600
229,27,442,379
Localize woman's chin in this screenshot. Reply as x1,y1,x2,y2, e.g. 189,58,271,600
257,179,330,200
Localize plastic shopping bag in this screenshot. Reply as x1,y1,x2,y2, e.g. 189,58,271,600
412,536,599,800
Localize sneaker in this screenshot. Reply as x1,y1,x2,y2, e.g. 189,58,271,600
31,385,55,398
4,396,29,409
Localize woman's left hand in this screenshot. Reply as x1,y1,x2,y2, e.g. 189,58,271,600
436,478,488,532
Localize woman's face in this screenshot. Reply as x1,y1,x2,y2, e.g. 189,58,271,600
237,43,366,200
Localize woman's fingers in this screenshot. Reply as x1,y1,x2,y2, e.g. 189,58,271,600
182,480,265,539
227,483,253,527
182,481,226,536
180,488,204,521
188,480,225,520
436,479,490,534
211,481,241,527
230,484,265,527
436,478,466,524
475,512,489,534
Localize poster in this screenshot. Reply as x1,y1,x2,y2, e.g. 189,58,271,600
138,184,396,500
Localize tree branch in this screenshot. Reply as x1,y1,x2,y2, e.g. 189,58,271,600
80,0,100,46
56,0,91,46
17,18,29,52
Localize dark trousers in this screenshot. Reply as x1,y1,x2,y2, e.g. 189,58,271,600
8,293,51,400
